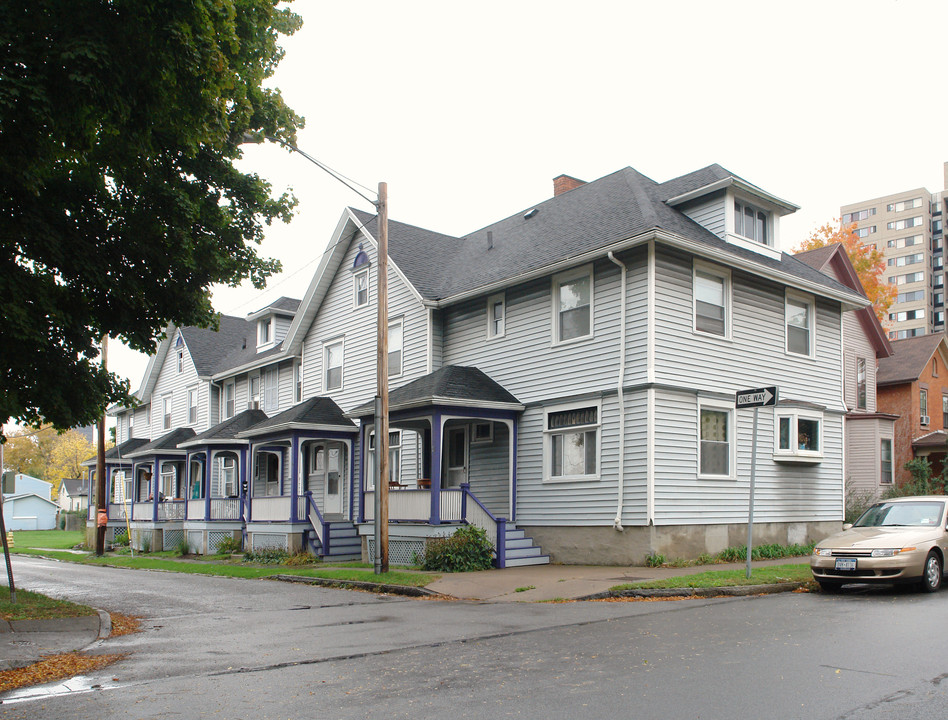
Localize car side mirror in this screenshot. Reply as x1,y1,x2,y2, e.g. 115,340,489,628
842,523,853,530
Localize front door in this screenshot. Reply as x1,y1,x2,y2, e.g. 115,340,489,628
312,442,345,516
445,427,468,488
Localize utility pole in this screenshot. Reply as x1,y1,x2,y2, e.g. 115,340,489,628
376,182,390,574
0,442,16,603
95,335,108,556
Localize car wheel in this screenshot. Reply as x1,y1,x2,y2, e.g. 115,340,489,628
920,552,943,593
818,580,843,593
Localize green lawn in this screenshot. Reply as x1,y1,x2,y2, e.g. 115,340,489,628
610,563,812,591
0,586,96,622
8,530,84,550
11,547,437,587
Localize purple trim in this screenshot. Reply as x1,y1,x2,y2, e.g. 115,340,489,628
152,458,159,521
430,410,442,525
204,451,212,521
460,482,469,518
388,405,519,424
241,446,250,523
511,419,518,522
348,440,356,522
496,518,507,569
289,436,299,522
357,424,367,524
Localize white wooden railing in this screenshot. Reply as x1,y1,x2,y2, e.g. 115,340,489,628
364,489,432,521
133,502,152,520
464,495,497,548
251,496,291,521
211,498,242,520
187,500,205,519
157,501,185,520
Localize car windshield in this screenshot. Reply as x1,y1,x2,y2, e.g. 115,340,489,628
853,500,945,528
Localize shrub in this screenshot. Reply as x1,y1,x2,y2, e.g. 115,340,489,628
888,457,946,497
243,548,289,564
644,551,666,567
845,485,879,524
176,538,190,557
420,525,493,572
215,536,242,555
715,542,815,563
281,552,320,566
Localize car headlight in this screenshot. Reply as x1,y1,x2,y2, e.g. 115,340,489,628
814,548,833,557
870,548,899,558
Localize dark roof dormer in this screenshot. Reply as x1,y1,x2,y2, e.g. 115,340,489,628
246,297,301,353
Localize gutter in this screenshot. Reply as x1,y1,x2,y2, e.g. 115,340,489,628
607,251,627,531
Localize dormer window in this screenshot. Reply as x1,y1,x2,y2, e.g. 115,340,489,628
258,318,271,345
734,199,770,246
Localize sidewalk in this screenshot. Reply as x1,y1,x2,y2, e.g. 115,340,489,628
424,558,808,602
0,612,109,671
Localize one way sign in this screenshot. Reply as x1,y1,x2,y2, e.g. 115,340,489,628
735,386,778,408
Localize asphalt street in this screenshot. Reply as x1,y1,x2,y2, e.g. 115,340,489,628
3,556,948,719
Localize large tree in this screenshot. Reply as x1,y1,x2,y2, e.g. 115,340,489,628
795,222,897,324
0,1,303,432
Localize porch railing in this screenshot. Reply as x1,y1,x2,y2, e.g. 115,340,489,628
133,502,152,520
211,498,242,520
303,491,328,553
250,496,291,522
187,500,204,519
157,501,185,521
363,485,505,565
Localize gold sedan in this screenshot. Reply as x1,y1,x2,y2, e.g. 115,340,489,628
811,496,948,593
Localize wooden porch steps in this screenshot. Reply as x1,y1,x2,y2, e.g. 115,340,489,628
502,524,549,567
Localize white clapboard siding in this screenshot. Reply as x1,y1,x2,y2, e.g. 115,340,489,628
149,329,205,437
680,196,726,239
465,422,510,518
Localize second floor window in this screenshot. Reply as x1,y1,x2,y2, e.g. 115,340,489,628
880,439,893,484
325,340,343,391
162,395,172,430
554,267,592,343
388,320,403,377
488,292,505,338
786,293,814,356
694,267,728,337
921,389,929,423
856,358,867,410
224,382,235,419
354,269,369,308
188,387,198,425
734,200,769,245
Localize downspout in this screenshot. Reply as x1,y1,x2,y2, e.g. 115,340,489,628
839,316,847,520
647,241,656,526
608,252,627,531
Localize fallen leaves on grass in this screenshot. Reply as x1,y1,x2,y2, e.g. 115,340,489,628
0,652,126,693
109,613,142,637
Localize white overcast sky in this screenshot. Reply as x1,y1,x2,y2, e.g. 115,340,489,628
109,0,948,388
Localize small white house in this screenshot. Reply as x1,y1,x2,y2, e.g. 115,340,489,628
2,473,58,530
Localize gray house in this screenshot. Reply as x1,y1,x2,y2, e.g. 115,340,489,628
103,163,868,565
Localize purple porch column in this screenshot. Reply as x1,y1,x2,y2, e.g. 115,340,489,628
204,451,212,521
242,446,251,522
152,458,160,522
358,424,366,523
289,437,299,523
511,419,518,522
430,411,442,525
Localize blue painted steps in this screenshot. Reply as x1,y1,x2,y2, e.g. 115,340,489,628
501,523,549,567
307,520,361,562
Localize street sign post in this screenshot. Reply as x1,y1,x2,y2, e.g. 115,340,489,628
735,386,778,579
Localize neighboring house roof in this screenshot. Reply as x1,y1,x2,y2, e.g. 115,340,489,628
794,243,891,358
59,478,89,497
2,493,59,509
178,409,271,447
247,296,301,319
877,335,948,386
912,430,948,449
239,397,356,437
351,165,864,306
125,428,196,458
348,365,524,417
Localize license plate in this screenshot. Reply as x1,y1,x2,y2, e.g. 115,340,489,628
835,558,857,571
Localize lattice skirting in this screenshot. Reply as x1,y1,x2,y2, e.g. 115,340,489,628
251,533,287,551
110,526,129,545
163,529,184,551
367,538,424,565
207,531,235,555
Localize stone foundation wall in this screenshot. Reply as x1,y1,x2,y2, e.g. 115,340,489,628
521,521,842,566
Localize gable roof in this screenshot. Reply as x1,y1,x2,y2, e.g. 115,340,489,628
178,409,270,448
81,437,151,466
59,478,89,497
348,365,523,417
239,396,356,437
124,427,196,457
877,335,947,386
794,243,891,358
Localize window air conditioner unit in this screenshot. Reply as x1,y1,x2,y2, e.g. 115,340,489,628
921,415,930,426
248,401,259,410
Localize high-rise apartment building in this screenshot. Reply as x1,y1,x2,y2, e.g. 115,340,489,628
840,163,948,340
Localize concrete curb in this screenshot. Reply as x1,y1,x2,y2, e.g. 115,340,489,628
268,574,448,598
578,581,809,600
3,613,101,634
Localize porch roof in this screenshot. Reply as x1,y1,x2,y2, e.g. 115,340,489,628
913,430,948,449
347,365,524,418
238,396,357,438
178,409,269,448
80,437,150,467
124,427,196,458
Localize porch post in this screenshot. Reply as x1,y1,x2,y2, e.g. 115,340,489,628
358,424,366,524
204,450,212,521
243,446,251,523
152,458,159,522
290,436,299,523
511,417,518,522
430,411,442,525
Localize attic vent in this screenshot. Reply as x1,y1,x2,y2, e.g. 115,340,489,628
524,208,539,220
242,337,247,350
352,243,370,270
175,335,184,348
487,231,493,250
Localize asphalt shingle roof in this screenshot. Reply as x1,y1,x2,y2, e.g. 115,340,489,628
242,397,356,435
182,409,270,445
877,335,946,386
59,478,89,497
349,366,521,417
128,428,196,455
353,165,861,304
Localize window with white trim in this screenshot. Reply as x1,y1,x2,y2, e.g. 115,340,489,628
177,350,184,373
733,199,770,245
775,409,823,460
219,455,237,497
223,381,235,419
920,389,929,424
880,438,893,484
693,263,729,337
786,292,814,357
162,394,172,430
187,387,198,425
487,292,505,338
699,404,733,478
366,431,401,489
262,367,278,412
553,266,593,344
255,452,280,496
472,422,493,444
294,361,302,403
856,358,867,410
353,269,369,308
248,374,261,409
324,339,344,391
258,318,272,346
388,320,403,377
160,461,176,498
544,402,600,481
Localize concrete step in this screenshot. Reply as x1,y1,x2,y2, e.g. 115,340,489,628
504,537,535,550
504,555,550,567
506,546,544,559
504,529,526,541
322,552,362,562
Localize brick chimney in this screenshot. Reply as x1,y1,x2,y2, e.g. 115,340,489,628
553,174,586,197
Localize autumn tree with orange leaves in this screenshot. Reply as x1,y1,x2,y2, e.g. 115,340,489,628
795,222,897,324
